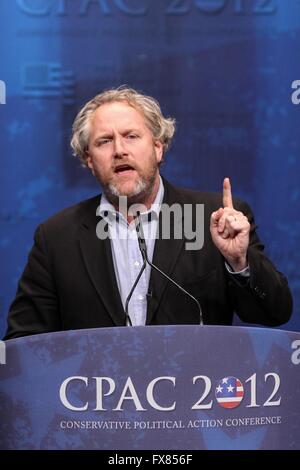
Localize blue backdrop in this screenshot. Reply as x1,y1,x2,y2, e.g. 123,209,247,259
0,0,299,336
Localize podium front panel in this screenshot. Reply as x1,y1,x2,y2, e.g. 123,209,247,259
0,325,299,449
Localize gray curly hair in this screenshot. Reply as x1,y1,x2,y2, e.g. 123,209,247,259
70,86,176,166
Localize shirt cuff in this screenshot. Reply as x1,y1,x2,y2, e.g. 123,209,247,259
225,262,250,278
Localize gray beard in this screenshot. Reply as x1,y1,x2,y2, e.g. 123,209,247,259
103,173,156,208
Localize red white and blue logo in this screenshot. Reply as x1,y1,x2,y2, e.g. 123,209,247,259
215,376,244,409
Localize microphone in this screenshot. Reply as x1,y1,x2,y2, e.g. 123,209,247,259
124,255,147,326
135,213,204,326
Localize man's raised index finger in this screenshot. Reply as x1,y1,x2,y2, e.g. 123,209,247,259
223,177,233,208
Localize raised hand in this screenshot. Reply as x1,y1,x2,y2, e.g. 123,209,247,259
210,178,250,272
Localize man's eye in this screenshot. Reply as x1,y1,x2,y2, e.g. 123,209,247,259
98,139,111,146
127,134,138,139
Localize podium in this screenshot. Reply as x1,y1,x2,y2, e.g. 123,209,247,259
0,325,299,450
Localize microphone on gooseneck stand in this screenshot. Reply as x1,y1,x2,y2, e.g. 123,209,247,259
135,213,204,326
124,255,147,326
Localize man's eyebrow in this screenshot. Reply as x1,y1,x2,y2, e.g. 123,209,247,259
96,133,112,138
92,127,144,143
95,128,141,137
122,128,141,134
93,133,113,141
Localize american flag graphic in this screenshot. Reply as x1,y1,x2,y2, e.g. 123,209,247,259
215,376,244,409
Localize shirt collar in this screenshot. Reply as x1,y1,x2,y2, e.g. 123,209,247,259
98,176,164,224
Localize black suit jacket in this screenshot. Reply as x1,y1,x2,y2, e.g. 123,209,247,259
4,179,293,339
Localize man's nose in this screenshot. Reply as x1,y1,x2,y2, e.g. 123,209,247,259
113,136,127,157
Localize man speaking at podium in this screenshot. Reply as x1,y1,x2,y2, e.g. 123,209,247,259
4,87,293,339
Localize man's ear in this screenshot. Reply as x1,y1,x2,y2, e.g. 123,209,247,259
85,152,95,175
154,140,163,164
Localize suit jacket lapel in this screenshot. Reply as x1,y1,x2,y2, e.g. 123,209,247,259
79,199,125,326
146,180,185,324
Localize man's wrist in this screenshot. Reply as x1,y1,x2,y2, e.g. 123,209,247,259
225,256,247,273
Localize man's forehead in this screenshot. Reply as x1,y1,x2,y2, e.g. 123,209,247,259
94,100,143,119
90,101,147,132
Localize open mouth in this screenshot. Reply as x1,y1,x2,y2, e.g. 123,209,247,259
114,164,135,175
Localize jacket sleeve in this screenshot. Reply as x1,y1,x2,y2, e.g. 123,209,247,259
227,200,293,326
3,224,61,340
